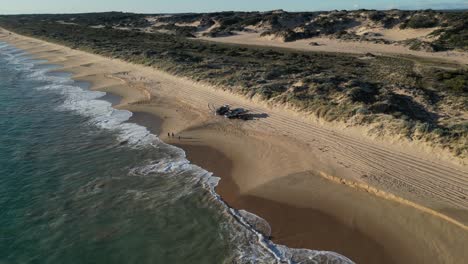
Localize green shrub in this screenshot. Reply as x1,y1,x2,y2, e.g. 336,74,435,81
444,76,467,93
404,15,438,28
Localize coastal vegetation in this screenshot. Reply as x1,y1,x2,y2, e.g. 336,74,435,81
4,9,468,51
157,10,467,51
0,13,466,158
147,9,468,51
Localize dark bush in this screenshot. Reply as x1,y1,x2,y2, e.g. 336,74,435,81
403,15,438,29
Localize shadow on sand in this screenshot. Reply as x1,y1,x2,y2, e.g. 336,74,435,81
239,113,269,120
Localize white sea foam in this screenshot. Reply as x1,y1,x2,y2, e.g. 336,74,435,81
36,83,157,146
27,69,72,84
1,41,355,264
131,157,354,264
130,158,194,175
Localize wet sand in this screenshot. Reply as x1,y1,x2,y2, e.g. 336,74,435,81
129,111,392,262
171,137,468,264
127,112,163,136
100,92,122,107
174,144,393,264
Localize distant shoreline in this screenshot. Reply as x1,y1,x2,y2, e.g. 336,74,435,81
2,29,467,263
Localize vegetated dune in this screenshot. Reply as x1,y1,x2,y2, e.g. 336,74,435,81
6,10,467,51
141,9,467,52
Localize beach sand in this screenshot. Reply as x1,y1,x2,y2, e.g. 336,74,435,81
174,144,393,264
2,28,467,263
163,121,467,264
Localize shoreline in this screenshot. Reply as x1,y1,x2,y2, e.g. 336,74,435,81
135,110,392,262
173,143,392,263
2,30,468,263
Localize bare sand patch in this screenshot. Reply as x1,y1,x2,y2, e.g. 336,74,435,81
198,32,468,65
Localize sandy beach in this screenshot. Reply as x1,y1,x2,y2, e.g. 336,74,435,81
2,28,467,263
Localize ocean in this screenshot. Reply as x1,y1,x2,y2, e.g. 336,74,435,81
0,42,352,264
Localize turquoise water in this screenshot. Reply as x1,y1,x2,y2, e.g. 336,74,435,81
0,43,352,264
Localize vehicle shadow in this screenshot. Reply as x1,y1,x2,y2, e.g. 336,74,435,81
240,113,269,120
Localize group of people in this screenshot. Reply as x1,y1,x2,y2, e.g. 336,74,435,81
167,132,180,140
